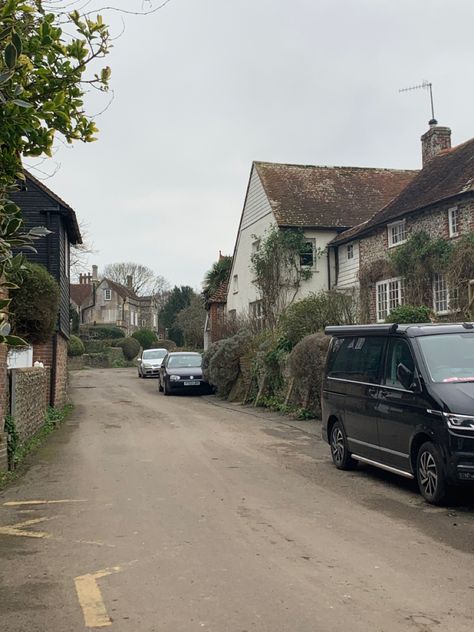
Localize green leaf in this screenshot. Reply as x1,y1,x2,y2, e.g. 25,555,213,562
1,0,16,18
0,298,12,310
0,27,12,41
11,32,22,55
0,69,14,84
12,98,32,108
6,335,29,347
4,42,18,69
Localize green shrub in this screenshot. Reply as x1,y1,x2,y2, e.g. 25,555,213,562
83,339,111,354
151,339,176,351
67,335,85,357
203,330,252,397
132,328,158,350
9,263,60,344
80,325,125,340
279,290,357,348
288,332,331,416
385,304,432,324
114,337,140,360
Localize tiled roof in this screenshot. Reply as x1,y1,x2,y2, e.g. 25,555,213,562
332,136,474,244
70,283,93,307
105,279,138,301
254,161,417,229
208,280,228,304
24,170,82,245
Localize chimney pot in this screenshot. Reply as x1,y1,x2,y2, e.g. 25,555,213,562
126,275,133,290
92,265,98,281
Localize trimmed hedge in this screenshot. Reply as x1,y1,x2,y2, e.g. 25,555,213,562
132,328,157,350
114,337,140,360
67,335,85,357
151,339,177,351
10,263,60,344
203,330,252,397
80,325,125,340
288,332,330,416
386,304,432,324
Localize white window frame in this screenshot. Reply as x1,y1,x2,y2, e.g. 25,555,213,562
104,288,112,301
387,220,407,248
375,277,405,323
448,206,459,238
433,272,457,314
347,243,354,260
300,238,316,268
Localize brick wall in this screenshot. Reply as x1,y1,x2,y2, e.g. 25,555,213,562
33,333,69,407
359,197,474,321
0,430,8,473
9,367,50,443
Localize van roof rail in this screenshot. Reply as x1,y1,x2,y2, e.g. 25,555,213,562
325,324,398,336
462,322,474,329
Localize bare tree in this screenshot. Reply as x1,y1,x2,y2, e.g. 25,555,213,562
103,261,169,296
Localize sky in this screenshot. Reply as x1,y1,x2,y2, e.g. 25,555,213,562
33,0,474,290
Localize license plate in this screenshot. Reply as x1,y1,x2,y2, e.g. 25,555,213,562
184,380,200,386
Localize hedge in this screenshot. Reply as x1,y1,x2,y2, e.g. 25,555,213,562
132,328,157,350
67,335,85,357
114,337,140,360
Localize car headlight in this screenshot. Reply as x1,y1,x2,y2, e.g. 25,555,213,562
170,375,180,381
444,413,474,430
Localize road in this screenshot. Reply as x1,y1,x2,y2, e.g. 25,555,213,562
1,368,473,632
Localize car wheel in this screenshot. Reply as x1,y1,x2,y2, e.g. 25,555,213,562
416,442,451,505
163,380,170,396
330,421,356,470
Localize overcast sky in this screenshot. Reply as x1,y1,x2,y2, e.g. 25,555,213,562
34,0,474,290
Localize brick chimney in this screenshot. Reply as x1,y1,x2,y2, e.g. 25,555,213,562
421,121,451,167
126,275,133,290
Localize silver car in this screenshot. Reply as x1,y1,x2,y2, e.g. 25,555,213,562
137,348,168,378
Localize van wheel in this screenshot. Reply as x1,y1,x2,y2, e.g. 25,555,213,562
330,421,356,470
416,442,451,505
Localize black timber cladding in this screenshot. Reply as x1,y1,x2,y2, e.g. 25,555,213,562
10,175,79,338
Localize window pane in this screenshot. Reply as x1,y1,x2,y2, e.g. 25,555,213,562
328,336,385,383
300,241,314,267
377,282,388,321
385,339,415,388
433,272,448,313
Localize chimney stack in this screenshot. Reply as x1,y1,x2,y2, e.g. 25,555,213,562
92,265,98,281
126,275,133,290
421,121,451,167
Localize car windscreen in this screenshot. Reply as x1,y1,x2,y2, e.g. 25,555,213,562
418,333,474,383
168,355,202,368
142,350,166,360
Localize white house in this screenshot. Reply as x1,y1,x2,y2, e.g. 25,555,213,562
227,160,416,318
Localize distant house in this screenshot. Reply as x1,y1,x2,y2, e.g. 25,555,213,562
10,171,82,406
226,161,416,319
329,123,474,322
204,280,228,350
72,267,159,336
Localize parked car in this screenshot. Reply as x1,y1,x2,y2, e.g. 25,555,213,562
158,352,209,395
322,322,474,505
137,348,168,378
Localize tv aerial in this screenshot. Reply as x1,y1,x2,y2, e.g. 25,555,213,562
399,80,437,124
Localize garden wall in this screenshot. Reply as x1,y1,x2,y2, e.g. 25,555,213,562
9,367,51,442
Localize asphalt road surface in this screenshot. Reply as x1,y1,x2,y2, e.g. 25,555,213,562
1,368,474,632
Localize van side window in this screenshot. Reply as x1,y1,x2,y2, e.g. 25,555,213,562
327,336,385,384
384,338,415,389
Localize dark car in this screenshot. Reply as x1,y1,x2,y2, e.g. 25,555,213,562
158,352,209,395
322,322,474,505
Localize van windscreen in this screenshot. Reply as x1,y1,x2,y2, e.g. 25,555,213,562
418,333,474,383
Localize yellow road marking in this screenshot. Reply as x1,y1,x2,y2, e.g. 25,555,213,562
0,517,53,539
74,566,122,628
3,499,87,506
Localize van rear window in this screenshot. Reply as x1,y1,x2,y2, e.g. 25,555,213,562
327,336,385,384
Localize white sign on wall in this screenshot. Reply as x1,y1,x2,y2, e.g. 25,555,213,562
7,346,33,369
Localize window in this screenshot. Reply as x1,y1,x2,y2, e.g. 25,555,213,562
376,277,405,322
384,338,415,389
300,239,315,267
233,274,239,293
153,314,158,328
388,220,407,247
327,336,386,384
448,206,459,237
252,239,261,254
347,244,354,260
249,300,263,321
433,272,458,314
104,289,112,301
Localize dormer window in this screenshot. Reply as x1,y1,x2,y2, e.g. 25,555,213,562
104,289,112,301
448,206,459,237
388,220,407,247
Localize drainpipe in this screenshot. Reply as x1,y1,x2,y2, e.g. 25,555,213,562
50,334,58,406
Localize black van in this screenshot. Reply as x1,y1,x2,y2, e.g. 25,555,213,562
322,323,474,504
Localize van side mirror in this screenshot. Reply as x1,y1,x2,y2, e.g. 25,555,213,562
397,363,415,390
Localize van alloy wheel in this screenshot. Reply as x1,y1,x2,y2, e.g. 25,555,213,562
416,442,451,505
330,421,356,470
